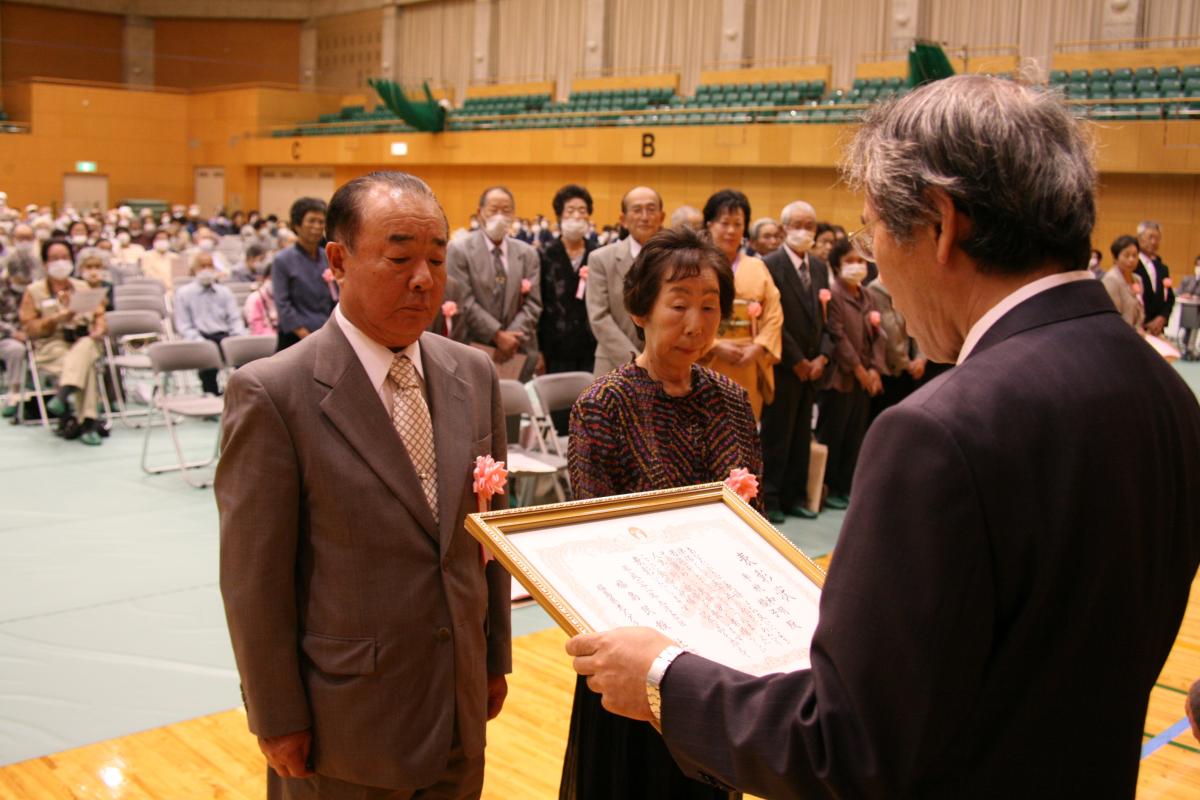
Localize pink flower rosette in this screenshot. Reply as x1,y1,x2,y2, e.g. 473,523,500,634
869,310,882,328
520,278,532,295
441,300,458,337
575,265,589,300
747,300,763,337
473,455,508,564
725,467,759,504
322,268,338,300
1163,277,1173,291
1132,279,1143,296
819,288,832,320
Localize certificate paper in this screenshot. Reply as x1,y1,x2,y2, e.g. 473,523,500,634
466,484,824,677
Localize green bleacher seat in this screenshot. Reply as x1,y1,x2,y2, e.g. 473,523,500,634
1159,66,1180,80
769,90,784,103
1113,80,1135,94
753,91,769,103
1069,69,1090,82
1136,79,1159,92
809,80,826,98
1091,68,1111,81
1089,87,1113,100
810,109,828,122
1137,103,1163,119
1135,66,1158,81
886,77,903,88
867,77,884,89
861,87,879,101
1184,65,1200,81
793,80,809,95
1115,90,1136,100
1049,70,1069,84
784,91,801,105
852,78,867,90
1067,85,1088,99
1185,78,1200,94
1113,67,1134,81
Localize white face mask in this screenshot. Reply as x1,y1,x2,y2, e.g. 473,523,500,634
483,214,511,241
144,224,156,234
840,261,868,284
198,239,216,252
70,235,88,246
560,217,588,242
153,239,171,253
47,259,73,280
196,269,217,286
116,232,131,246
786,228,814,254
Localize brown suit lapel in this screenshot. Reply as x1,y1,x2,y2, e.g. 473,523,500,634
314,318,440,542
420,333,474,550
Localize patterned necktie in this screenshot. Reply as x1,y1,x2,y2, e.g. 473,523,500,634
387,354,439,517
797,259,811,292
492,246,507,303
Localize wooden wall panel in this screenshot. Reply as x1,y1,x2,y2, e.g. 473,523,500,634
154,18,302,89
0,2,123,85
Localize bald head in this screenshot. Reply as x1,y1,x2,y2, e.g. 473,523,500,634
780,201,816,229
621,186,665,244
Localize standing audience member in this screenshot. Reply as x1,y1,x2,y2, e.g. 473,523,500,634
587,187,666,376
562,226,755,800
538,184,598,382
173,252,246,396
866,277,926,418
273,197,334,351
19,240,107,444
760,200,831,523
1178,255,1200,359
1136,220,1174,336
449,186,542,381
1103,235,1146,331
243,262,278,337
818,238,884,510
747,217,782,258
0,258,31,416
669,205,704,232
813,223,836,263
699,189,782,419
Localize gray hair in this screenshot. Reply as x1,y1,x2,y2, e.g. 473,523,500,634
780,201,816,228
1136,220,1161,236
843,75,1096,274
669,205,701,228
749,217,779,240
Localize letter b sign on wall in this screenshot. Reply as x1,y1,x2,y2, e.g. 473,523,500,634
641,133,656,159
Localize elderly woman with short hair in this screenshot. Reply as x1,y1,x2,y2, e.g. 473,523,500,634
561,226,759,800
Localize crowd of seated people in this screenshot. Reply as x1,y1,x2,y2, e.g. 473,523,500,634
0,185,1191,481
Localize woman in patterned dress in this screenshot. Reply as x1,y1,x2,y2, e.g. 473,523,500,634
559,226,761,800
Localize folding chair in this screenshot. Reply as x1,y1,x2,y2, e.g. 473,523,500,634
141,340,224,488
499,378,567,504
114,293,168,315
14,339,54,428
529,371,593,459
114,284,165,302
220,334,276,369
102,309,166,428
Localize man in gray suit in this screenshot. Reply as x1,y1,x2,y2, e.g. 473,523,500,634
217,171,511,799
585,186,665,375
448,186,541,381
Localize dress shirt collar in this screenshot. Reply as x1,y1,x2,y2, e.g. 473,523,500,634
628,235,643,260
956,271,1093,364
481,229,507,259
783,243,808,271
335,305,424,399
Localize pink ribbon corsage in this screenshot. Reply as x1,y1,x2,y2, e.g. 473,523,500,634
575,265,589,300
868,310,882,328
520,278,532,295
725,467,759,504
819,288,832,320
1132,279,1143,296
1163,277,1173,290
473,455,508,565
441,301,458,337
322,268,337,300
747,300,763,337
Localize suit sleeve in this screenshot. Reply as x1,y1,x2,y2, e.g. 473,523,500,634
484,362,513,676
586,250,640,361
825,293,861,372
508,248,542,339
271,260,299,335
215,368,311,738
753,268,783,364
448,242,503,344
660,404,994,799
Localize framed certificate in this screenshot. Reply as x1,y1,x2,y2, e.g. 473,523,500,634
466,483,825,676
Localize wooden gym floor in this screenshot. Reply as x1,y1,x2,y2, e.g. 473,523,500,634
2,558,1198,799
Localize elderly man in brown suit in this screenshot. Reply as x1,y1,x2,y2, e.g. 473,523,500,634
217,171,511,799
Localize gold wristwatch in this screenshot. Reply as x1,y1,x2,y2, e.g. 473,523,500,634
646,645,686,724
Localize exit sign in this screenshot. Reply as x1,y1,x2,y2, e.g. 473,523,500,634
75,161,97,173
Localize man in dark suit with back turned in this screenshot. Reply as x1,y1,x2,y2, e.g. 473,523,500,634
566,76,1200,798
218,171,511,799
760,199,832,523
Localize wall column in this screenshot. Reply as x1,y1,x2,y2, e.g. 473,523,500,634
1101,0,1142,41
581,0,606,92
123,15,155,87
300,20,317,87
718,0,746,68
472,0,494,84
888,0,924,53
380,4,398,82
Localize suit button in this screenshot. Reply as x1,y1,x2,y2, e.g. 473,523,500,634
442,555,451,572
436,627,451,642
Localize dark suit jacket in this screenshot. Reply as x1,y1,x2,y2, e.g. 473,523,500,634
537,237,597,359
216,317,512,790
763,247,831,369
660,278,1200,798
1136,252,1175,322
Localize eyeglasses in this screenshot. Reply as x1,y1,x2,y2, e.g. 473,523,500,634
849,220,876,262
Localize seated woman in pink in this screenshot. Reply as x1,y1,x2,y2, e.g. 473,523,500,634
243,262,278,336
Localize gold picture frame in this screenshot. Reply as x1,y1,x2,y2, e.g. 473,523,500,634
466,483,827,676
